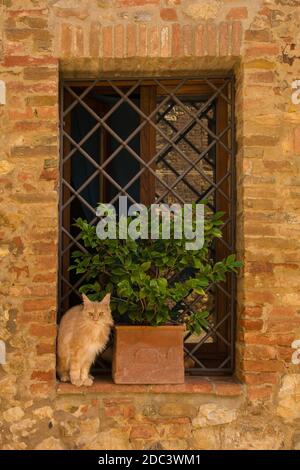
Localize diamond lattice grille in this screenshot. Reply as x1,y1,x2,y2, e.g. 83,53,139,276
59,76,236,375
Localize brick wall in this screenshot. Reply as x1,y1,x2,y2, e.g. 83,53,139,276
0,0,300,450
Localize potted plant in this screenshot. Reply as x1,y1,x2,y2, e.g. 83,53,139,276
70,205,242,384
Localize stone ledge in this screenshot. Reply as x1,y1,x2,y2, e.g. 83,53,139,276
57,376,244,396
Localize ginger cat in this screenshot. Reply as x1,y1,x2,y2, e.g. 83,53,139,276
57,293,113,387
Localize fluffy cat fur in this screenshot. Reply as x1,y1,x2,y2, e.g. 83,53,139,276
57,293,113,387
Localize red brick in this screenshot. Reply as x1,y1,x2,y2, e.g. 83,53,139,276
160,8,177,21
127,24,137,57
244,345,277,360
294,127,300,154
247,261,273,274
33,273,56,283
263,160,292,171
242,306,263,318
226,7,248,20
243,333,294,347
54,7,88,20
32,106,57,120
8,108,34,120
36,343,55,355
172,23,181,57
247,385,273,401
160,26,170,57
5,29,31,41
23,183,36,192
214,381,243,396
245,44,279,57
244,135,279,147
8,81,57,94
245,29,271,42
182,24,193,56
6,9,48,18
240,319,264,331
274,263,299,271
27,94,57,106
23,67,57,81
29,324,57,337
9,236,24,255
242,373,279,385
23,299,55,312
9,266,29,280
232,21,242,55
18,310,56,324
246,291,274,304
117,0,159,5
114,24,124,58
60,23,73,57
247,71,275,83
4,56,57,67
267,320,300,333
13,122,55,133
207,23,217,56
28,285,56,298
31,370,55,382
165,422,192,439
11,145,57,157
90,22,101,57
30,383,54,397
277,346,294,362
148,25,159,57
138,24,147,57
270,306,297,318
40,169,58,181
34,256,57,272
32,242,57,255
242,360,284,372
74,25,84,56
30,231,58,241
151,417,190,428
195,24,204,56
130,424,157,439
219,22,229,56
103,26,113,58
5,39,25,56
104,398,135,419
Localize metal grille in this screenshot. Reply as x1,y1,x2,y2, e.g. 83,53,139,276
59,75,236,375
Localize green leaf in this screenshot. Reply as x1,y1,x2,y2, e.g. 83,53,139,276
141,261,151,271
70,207,242,328
118,302,128,315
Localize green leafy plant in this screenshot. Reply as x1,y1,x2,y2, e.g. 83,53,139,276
69,205,242,334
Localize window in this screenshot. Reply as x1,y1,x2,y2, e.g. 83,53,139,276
59,76,236,376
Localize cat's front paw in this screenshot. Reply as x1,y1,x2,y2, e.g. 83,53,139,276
60,374,70,383
71,379,83,387
83,377,94,387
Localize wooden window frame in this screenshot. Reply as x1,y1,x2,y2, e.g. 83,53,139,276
59,76,236,376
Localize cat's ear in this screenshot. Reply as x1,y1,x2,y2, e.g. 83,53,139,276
101,293,111,305
82,293,91,306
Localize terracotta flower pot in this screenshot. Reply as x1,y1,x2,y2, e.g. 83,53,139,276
112,325,185,384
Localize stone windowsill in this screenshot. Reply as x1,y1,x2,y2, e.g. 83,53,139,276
57,376,244,396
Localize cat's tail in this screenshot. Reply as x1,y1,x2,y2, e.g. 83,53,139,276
57,354,70,382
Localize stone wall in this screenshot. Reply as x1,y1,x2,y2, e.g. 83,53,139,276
0,0,300,450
